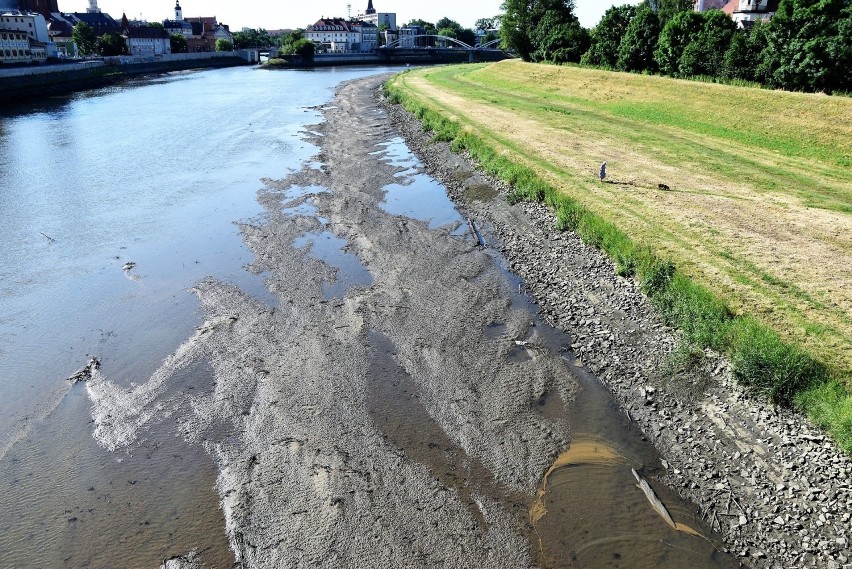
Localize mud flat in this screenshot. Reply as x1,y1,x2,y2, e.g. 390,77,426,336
77,71,706,567
384,78,852,567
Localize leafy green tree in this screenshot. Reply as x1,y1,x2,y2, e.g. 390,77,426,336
378,23,389,46
677,9,736,77
215,39,233,52
459,28,477,46
98,32,127,56
72,21,97,56
501,0,583,62
500,0,541,60
531,9,589,63
232,28,272,49
483,31,500,44
170,33,188,53
406,19,438,36
289,38,315,59
476,17,496,30
581,4,637,67
654,9,703,75
616,3,659,72
147,22,165,30
434,17,476,46
827,8,852,92
746,19,776,84
654,0,694,29
764,0,852,93
437,26,458,39
278,29,304,50
721,29,752,80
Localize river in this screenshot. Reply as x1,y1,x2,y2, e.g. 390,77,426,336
0,65,736,569
0,65,397,568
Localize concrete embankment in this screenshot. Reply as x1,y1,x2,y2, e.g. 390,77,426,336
0,54,250,104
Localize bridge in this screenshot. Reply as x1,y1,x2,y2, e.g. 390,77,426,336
377,36,509,64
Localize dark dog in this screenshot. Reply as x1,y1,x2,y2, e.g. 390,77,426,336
658,183,670,191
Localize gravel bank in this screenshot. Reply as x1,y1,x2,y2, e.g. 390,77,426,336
383,76,852,568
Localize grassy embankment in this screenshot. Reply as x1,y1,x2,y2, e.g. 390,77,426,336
385,60,852,452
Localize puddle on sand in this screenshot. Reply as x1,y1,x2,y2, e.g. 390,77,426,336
293,231,373,299
381,176,466,231
372,136,467,233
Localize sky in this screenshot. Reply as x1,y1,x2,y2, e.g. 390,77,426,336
63,1,643,31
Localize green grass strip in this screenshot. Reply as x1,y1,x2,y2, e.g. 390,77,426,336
384,75,852,454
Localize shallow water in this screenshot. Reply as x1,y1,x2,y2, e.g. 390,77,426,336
0,64,398,568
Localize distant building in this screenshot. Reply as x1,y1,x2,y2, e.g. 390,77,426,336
164,1,192,37
305,17,378,53
0,20,37,62
161,2,232,53
356,0,396,31
0,10,51,61
726,0,779,27
123,23,170,56
0,0,59,19
63,10,122,36
695,0,779,27
183,15,232,52
305,18,359,53
349,19,378,52
693,0,727,11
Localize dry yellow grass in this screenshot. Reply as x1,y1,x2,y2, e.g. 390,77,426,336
392,61,852,379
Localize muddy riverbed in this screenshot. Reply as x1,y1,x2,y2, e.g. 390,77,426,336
80,73,851,568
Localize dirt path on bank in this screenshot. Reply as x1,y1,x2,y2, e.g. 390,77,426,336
81,74,850,569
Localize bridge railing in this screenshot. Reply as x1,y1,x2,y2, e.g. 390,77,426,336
381,35,476,51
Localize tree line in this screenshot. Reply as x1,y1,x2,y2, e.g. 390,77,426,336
500,0,852,94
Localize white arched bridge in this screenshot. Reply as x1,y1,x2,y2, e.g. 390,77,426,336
378,35,508,63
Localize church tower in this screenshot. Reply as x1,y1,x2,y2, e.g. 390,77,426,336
365,0,375,15
86,0,101,13
175,0,183,21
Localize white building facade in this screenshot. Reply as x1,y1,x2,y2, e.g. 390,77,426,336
124,26,171,56
0,11,51,61
305,18,361,53
356,0,396,31
0,27,31,62
729,0,779,26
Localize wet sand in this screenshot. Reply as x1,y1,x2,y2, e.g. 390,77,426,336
80,74,747,567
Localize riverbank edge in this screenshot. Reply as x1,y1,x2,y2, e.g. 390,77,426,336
377,77,852,567
384,67,852,459
0,57,249,105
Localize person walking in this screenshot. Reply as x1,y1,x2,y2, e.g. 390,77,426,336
599,161,607,182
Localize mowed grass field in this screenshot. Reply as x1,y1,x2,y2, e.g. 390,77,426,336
388,60,852,447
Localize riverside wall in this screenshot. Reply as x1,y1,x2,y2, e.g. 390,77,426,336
0,52,254,104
